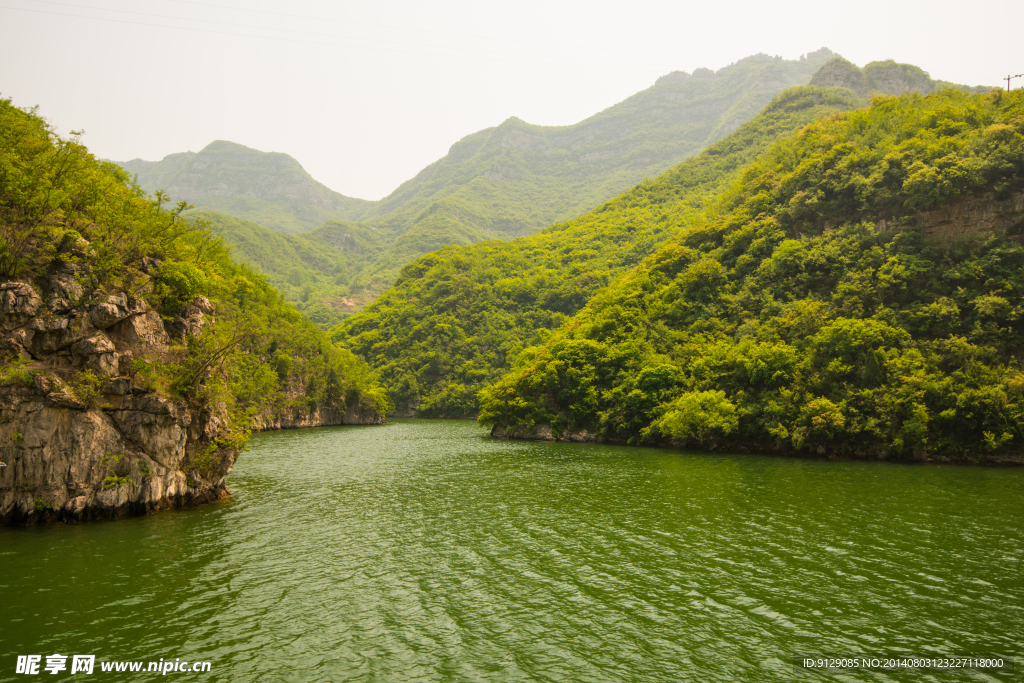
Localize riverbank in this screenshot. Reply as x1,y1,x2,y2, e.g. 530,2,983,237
0,278,384,526
489,424,1024,466
3,419,1020,681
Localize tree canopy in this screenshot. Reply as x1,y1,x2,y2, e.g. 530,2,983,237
335,86,864,417
479,88,1024,460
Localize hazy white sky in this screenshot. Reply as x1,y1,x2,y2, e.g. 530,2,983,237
0,0,1020,200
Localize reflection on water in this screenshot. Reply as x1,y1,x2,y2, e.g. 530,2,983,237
1,419,1021,682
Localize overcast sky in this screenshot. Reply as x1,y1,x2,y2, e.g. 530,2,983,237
1,0,1020,200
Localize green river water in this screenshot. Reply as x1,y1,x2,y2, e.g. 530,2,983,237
1,419,1022,682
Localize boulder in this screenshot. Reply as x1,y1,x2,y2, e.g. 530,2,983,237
0,282,42,332
47,265,85,313
71,332,118,375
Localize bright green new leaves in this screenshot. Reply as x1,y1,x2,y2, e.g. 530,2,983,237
650,391,738,445
338,86,864,416
480,88,1024,459
0,97,387,449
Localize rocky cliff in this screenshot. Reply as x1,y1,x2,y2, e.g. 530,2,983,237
0,266,379,525
251,384,384,431
0,268,240,524
914,189,1024,241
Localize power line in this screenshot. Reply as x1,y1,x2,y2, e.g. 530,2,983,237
157,0,729,63
0,3,691,73
0,3,700,73
22,0,694,70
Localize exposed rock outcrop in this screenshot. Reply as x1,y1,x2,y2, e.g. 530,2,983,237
490,424,1024,465
1,257,390,524
915,189,1024,241
0,277,236,524
250,387,384,431
1,271,385,524
490,424,603,443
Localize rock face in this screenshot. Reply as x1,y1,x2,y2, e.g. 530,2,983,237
251,390,384,431
0,276,236,525
915,189,1024,241
1,259,389,524
1,384,231,524
1,270,386,524
490,425,603,443
490,424,1024,465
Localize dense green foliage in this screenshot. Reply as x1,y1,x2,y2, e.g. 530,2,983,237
192,211,390,329
1,98,387,451
479,89,1024,460
336,87,864,416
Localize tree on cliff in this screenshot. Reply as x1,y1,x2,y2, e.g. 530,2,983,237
0,96,388,450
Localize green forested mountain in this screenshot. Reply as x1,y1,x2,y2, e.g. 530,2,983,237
479,89,1024,461
346,49,839,284
193,211,387,328
119,49,841,299
119,52,989,324
119,140,374,233
1,99,388,445
336,86,865,416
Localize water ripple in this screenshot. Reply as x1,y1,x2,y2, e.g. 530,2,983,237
1,419,1022,682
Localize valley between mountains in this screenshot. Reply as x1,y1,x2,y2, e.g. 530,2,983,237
2,49,1020,524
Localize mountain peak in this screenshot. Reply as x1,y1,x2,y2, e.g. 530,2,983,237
810,56,989,96
116,140,373,233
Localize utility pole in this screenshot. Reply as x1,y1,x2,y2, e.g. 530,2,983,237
1006,74,1023,91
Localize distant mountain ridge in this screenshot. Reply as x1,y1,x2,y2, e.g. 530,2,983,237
809,56,990,97
117,49,838,270
349,48,839,277
115,50,991,322
120,140,373,233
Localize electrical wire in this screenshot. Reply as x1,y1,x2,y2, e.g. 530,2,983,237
157,0,729,62
20,0,696,69
0,2,707,74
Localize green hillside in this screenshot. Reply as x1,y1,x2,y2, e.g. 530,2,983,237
350,49,840,286
1,98,388,447
335,86,865,416
120,140,374,233
479,89,1024,461
119,53,990,329
119,50,840,296
194,211,388,328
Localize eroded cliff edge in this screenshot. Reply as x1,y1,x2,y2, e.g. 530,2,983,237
0,271,381,525
0,270,233,523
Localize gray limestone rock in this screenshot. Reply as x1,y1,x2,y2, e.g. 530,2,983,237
2,270,381,525
0,280,235,525
47,265,85,313
0,282,43,332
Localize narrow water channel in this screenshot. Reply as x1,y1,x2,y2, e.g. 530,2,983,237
1,419,1021,681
